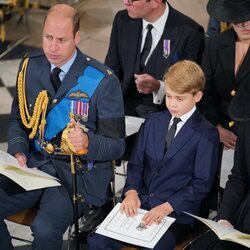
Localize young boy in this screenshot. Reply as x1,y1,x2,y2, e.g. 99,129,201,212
88,60,220,250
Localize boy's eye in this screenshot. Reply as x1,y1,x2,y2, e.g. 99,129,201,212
177,97,184,101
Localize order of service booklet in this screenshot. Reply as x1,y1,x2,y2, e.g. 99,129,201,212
0,150,61,191
184,212,250,248
96,202,176,249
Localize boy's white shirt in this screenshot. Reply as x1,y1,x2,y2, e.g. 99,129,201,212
169,106,196,136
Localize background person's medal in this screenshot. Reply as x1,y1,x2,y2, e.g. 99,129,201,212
163,39,170,59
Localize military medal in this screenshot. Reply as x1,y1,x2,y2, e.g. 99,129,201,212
70,98,89,122
163,39,170,59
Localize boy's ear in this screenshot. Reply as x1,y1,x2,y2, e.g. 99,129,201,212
194,91,203,103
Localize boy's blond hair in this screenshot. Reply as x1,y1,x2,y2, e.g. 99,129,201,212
163,60,205,95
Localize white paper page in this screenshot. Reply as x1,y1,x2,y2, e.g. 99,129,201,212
0,150,61,190
0,150,20,167
125,116,145,137
96,203,176,249
184,212,239,239
220,148,234,188
0,166,61,191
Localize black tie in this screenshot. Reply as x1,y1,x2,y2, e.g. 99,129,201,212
140,24,153,70
50,67,62,92
165,117,181,149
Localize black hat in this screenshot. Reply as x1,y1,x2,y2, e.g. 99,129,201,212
207,0,250,23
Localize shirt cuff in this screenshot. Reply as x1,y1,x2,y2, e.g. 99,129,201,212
153,80,165,104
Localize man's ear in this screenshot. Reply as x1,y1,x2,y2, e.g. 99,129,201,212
74,31,80,45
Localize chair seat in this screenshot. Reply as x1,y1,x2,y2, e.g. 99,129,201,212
174,223,210,250
7,208,37,226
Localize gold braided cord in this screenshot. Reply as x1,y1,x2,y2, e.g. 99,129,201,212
220,22,231,33
17,58,49,139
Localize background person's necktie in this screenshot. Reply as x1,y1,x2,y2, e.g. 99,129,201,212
140,24,153,70
50,67,62,92
165,117,181,150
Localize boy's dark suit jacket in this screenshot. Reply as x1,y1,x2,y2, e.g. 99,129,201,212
124,109,220,224
105,4,205,116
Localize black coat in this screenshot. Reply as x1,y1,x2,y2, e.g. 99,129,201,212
199,28,250,134
105,4,205,116
218,120,250,234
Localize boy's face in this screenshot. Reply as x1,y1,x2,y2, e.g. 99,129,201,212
165,86,203,117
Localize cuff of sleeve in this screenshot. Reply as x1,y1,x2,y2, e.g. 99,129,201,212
153,80,165,104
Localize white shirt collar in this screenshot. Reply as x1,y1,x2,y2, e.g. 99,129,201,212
50,49,77,74
142,3,169,34
173,105,197,125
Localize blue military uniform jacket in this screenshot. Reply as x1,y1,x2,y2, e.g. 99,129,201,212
7,48,125,207
123,110,220,224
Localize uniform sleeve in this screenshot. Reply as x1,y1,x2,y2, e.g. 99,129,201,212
86,73,125,161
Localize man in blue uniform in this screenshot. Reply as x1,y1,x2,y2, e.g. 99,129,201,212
0,4,125,250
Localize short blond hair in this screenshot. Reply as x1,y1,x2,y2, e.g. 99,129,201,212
163,60,205,95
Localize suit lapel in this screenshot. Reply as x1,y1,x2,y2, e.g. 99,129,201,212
236,48,250,84
124,18,142,75
218,29,235,84
55,51,87,98
158,110,201,170
145,6,183,76
40,60,54,96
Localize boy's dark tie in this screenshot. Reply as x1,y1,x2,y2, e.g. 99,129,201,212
140,24,153,70
50,67,62,92
165,117,181,149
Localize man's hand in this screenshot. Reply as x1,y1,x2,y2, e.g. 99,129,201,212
15,153,27,167
142,202,173,226
134,73,160,94
218,219,234,229
67,118,88,152
216,124,237,149
120,190,141,217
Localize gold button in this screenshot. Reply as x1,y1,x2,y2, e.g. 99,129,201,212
229,121,234,127
231,90,236,96
45,143,55,154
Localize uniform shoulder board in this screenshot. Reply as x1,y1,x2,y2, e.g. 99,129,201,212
84,55,114,78
22,48,44,60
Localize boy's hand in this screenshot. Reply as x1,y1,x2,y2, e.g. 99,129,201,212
142,202,173,226
120,190,141,217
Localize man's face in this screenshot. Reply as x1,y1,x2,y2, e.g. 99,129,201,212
123,0,155,20
232,21,250,41
165,86,202,118
42,13,80,67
